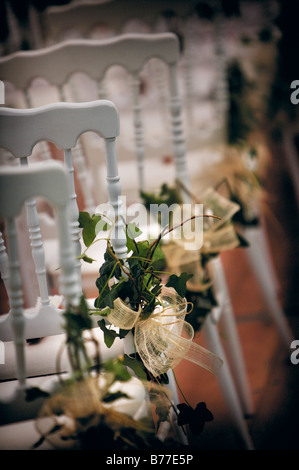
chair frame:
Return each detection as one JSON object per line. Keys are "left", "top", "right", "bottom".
{"left": 0, "top": 100, "right": 124, "bottom": 342}
{"left": 0, "top": 33, "right": 254, "bottom": 449}
{"left": 0, "top": 32, "right": 190, "bottom": 199}
{"left": 0, "top": 159, "right": 79, "bottom": 424}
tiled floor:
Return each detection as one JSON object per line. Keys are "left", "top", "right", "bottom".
{"left": 174, "top": 240, "right": 299, "bottom": 450}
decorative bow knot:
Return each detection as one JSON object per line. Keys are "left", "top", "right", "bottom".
{"left": 194, "top": 147, "right": 263, "bottom": 223}
{"left": 105, "top": 288, "right": 223, "bottom": 378}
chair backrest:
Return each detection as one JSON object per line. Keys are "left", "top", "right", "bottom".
{"left": 0, "top": 43, "right": 97, "bottom": 214}
{"left": 0, "top": 159, "right": 79, "bottom": 311}
{"left": 0, "top": 103, "right": 183, "bottom": 443}
{"left": 0, "top": 160, "right": 79, "bottom": 420}
{"left": 0, "top": 32, "right": 191, "bottom": 205}
{"left": 41, "top": 0, "right": 202, "bottom": 137}
{"left": 0, "top": 100, "right": 126, "bottom": 339}
{"left": 41, "top": 0, "right": 193, "bottom": 44}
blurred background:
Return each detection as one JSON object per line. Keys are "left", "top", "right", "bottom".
{"left": 0, "top": 0, "right": 298, "bottom": 450}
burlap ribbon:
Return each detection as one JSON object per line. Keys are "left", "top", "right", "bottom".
{"left": 161, "top": 187, "right": 241, "bottom": 291}
{"left": 105, "top": 287, "right": 223, "bottom": 378}
{"left": 195, "top": 148, "right": 263, "bottom": 223}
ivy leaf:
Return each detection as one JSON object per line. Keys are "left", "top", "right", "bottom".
{"left": 79, "top": 211, "right": 97, "bottom": 247}
{"left": 119, "top": 329, "right": 130, "bottom": 339}
{"left": 79, "top": 212, "right": 109, "bottom": 248}
{"left": 63, "top": 295, "right": 92, "bottom": 336}
{"left": 236, "top": 230, "right": 250, "bottom": 247}
{"left": 94, "top": 214, "right": 110, "bottom": 233}
{"left": 166, "top": 272, "right": 193, "bottom": 298}
{"left": 99, "top": 247, "right": 122, "bottom": 280}
{"left": 102, "top": 391, "right": 130, "bottom": 403}
{"left": 94, "top": 275, "right": 111, "bottom": 309}
{"left": 126, "top": 235, "right": 136, "bottom": 254}
{"left": 177, "top": 402, "right": 213, "bottom": 435}
{"left": 97, "top": 319, "right": 119, "bottom": 348}
{"left": 126, "top": 222, "right": 146, "bottom": 258}
{"left": 78, "top": 211, "right": 91, "bottom": 228}
{"left": 149, "top": 387, "right": 171, "bottom": 425}
{"left": 95, "top": 271, "right": 120, "bottom": 309}
{"left": 79, "top": 294, "right": 89, "bottom": 316}
{"left": 91, "top": 306, "right": 111, "bottom": 316}
{"left": 128, "top": 222, "right": 143, "bottom": 238}
{"left": 140, "top": 184, "right": 181, "bottom": 210}
{"left": 78, "top": 253, "right": 96, "bottom": 264}
{"left": 132, "top": 239, "right": 150, "bottom": 259}
{"left": 123, "top": 354, "right": 148, "bottom": 381}
{"left": 142, "top": 282, "right": 162, "bottom": 316}
{"left": 102, "top": 358, "right": 132, "bottom": 382}
{"left": 97, "top": 321, "right": 129, "bottom": 349}
{"left": 25, "top": 387, "right": 50, "bottom": 402}
{"left": 150, "top": 240, "right": 166, "bottom": 271}
{"left": 185, "top": 288, "right": 217, "bottom": 332}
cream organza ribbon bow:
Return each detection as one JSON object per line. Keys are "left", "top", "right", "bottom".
{"left": 104, "top": 287, "right": 223, "bottom": 378}
{"left": 162, "top": 187, "right": 241, "bottom": 291}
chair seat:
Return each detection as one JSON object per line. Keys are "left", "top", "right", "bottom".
{"left": 44, "top": 237, "right": 106, "bottom": 274}
{"left": 0, "top": 418, "right": 55, "bottom": 450}
{"left": 0, "top": 325, "right": 124, "bottom": 382}
{"left": 1, "top": 297, "right": 123, "bottom": 383}
{"left": 0, "top": 374, "right": 148, "bottom": 450}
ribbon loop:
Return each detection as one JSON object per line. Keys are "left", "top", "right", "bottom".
{"left": 105, "top": 286, "right": 223, "bottom": 378}
{"left": 106, "top": 297, "right": 141, "bottom": 330}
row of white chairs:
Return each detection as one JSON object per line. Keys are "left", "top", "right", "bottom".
{"left": 0, "top": 97, "right": 252, "bottom": 449}
{"left": 0, "top": 30, "right": 292, "bottom": 348}
{"left": 0, "top": 30, "right": 294, "bottom": 450}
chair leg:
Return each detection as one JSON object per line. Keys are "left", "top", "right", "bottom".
{"left": 219, "top": 301, "right": 254, "bottom": 416}
{"left": 212, "top": 258, "right": 254, "bottom": 416}
{"left": 167, "top": 369, "right": 189, "bottom": 446}
{"left": 243, "top": 224, "right": 293, "bottom": 348}
{"left": 203, "top": 314, "right": 254, "bottom": 450}
{"left": 124, "top": 333, "right": 188, "bottom": 445}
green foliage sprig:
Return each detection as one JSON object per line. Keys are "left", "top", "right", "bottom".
{"left": 78, "top": 211, "right": 203, "bottom": 350}
{"left": 140, "top": 183, "right": 182, "bottom": 211}
{"left": 78, "top": 211, "right": 219, "bottom": 439}
{"left": 226, "top": 59, "right": 257, "bottom": 146}
{"left": 78, "top": 211, "right": 205, "bottom": 320}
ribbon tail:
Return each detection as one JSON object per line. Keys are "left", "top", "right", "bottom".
{"left": 182, "top": 340, "right": 223, "bottom": 376}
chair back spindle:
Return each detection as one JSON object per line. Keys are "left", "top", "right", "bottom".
{"left": 0, "top": 100, "right": 125, "bottom": 341}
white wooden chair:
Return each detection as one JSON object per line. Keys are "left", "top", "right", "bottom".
{"left": 0, "top": 30, "right": 215, "bottom": 204}
{"left": 0, "top": 159, "right": 141, "bottom": 449}
{"left": 0, "top": 32, "right": 200, "bottom": 296}
{"left": 0, "top": 160, "right": 80, "bottom": 419}
{"left": 202, "top": 9, "right": 294, "bottom": 351}
{"left": 36, "top": 30, "right": 253, "bottom": 449}
{"left": 75, "top": 32, "right": 253, "bottom": 448}
{"left": 43, "top": 0, "right": 293, "bottom": 361}
{"left": 0, "top": 32, "right": 253, "bottom": 448}
{"left": 0, "top": 44, "right": 97, "bottom": 214}
{"left": 0, "top": 43, "right": 109, "bottom": 299}
{"left": 41, "top": 0, "right": 193, "bottom": 45}
{"left": 41, "top": 0, "right": 209, "bottom": 148}
{"left": 0, "top": 101, "right": 187, "bottom": 449}
{"left": 0, "top": 100, "right": 127, "bottom": 390}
